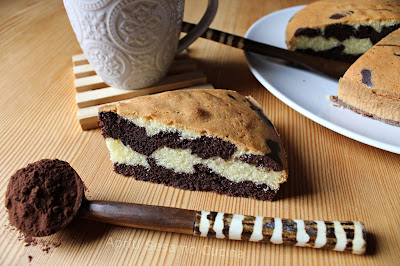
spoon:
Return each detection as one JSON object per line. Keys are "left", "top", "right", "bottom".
{"left": 6, "top": 159, "right": 366, "bottom": 255}
{"left": 79, "top": 199, "right": 367, "bottom": 254}
{"left": 181, "top": 22, "right": 352, "bottom": 79}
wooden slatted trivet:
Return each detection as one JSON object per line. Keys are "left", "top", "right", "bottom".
{"left": 73, "top": 53, "right": 213, "bottom": 130}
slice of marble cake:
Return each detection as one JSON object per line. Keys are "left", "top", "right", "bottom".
{"left": 98, "top": 89, "right": 288, "bottom": 201}
{"left": 285, "top": 0, "right": 400, "bottom": 62}
{"left": 332, "top": 28, "right": 400, "bottom": 126}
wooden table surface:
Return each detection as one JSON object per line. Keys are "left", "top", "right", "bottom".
{"left": 1, "top": 0, "right": 399, "bottom": 265}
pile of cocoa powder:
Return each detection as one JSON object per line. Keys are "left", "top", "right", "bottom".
{"left": 5, "top": 159, "right": 84, "bottom": 238}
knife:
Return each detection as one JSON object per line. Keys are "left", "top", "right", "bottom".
{"left": 181, "top": 22, "right": 351, "bottom": 79}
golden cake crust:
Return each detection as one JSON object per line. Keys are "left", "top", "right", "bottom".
{"left": 99, "top": 89, "right": 285, "bottom": 158}
{"left": 337, "top": 28, "right": 400, "bottom": 123}
{"left": 286, "top": 0, "right": 400, "bottom": 48}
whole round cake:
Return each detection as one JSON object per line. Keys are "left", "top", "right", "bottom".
{"left": 98, "top": 89, "right": 288, "bottom": 201}
{"left": 286, "top": 0, "right": 400, "bottom": 62}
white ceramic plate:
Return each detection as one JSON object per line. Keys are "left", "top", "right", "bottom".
{"left": 245, "top": 5, "right": 400, "bottom": 154}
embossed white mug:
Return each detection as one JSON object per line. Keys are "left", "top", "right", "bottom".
{"left": 64, "top": 0, "right": 218, "bottom": 89}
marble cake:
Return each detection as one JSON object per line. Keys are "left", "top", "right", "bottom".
{"left": 98, "top": 89, "right": 288, "bottom": 201}
{"left": 332, "top": 28, "right": 400, "bottom": 126}
{"left": 286, "top": 0, "right": 400, "bottom": 62}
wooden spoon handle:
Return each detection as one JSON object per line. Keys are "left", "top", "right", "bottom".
{"left": 193, "top": 211, "right": 366, "bottom": 254}
{"left": 181, "top": 21, "right": 351, "bottom": 79}
{"left": 79, "top": 201, "right": 195, "bottom": 235}
{"left": 79, "top": 201, "right": 366, "bottom": 254}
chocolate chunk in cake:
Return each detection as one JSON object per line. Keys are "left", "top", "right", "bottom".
{"left": 332, "top": 28, "right": 400, "bottom": 126}
{"left": 98, "top": 89, "right": 288, "bottom": 201}
{"left": 286, "top": 0, "right": 400, "bottom": 62}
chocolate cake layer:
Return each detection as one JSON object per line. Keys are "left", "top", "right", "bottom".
{"left": 99, "top": 111, "right": 283, "bottom": 171}
{"left": 331, "top": 96, "right": 400, "bottom": 127}
{"left": 99, "top": 111, "right": 236, "bottom": 160}
{"left": 294, "top": 23, "right": 400, "bottom": 63}
{"left": 292, "top": 23, "right": 400, "bottom": 62}
{"left": 295, "top": 46, "right": 361, "bottom": 62}
{"left": 239, "top": 139, "right": 282, "bottom": 170}
{"left": 294, "top": 23, "right": 400, "bottom": 44}
{"left": 114, "top": 157, "right": 278, "bottom": 201}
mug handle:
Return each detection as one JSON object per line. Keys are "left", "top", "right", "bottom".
{"left": 177, "top": 0, "right": 218, "bottom": 54}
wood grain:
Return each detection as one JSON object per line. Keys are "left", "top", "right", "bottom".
{"left": 0, "top": 0, "right": 399, "bottom": 265}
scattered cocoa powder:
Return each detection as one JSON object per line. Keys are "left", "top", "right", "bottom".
{"left": 23, "top": 234, "right": 61, "bottom": 254}
{"left": 5, "top": 159, "right": 84, "bottom": 237}
{"left": 24, "top": 236, "right": 37, "bottom": 246}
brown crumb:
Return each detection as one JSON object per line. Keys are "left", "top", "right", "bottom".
{"left": 28, "top": 255, "right": 33, "bottom": 262}
{"left": 19, "top": 234, "right": 61, "bottom": 253}
{"left": 42, "top": 247, "right": 51, "bottom": 253}
{"left": 24, "top": 236, "right": 38, "bottom": 246}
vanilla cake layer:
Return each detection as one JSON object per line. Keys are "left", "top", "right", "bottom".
{"left": 285, "top": 0, "right": 400, "bottom": 62}
{"left": 98, "top": 89, "right": 288, "bottom": 201}
{"left": 106, "top": 138, "right": 286, "bottom": 190}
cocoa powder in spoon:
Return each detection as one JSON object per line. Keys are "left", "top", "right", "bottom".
{"left": 5, "top": 159, "right": 84, "bottom": 237}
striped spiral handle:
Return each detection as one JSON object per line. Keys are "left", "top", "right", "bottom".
{"left": 182, "top": 21, "right": 247, "bottom": 50}
{"left": 194, "top": 211, "right": 366, "bottom": 254}
{"left": 81, "top": 201, "right": 366, "bottom": 255}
